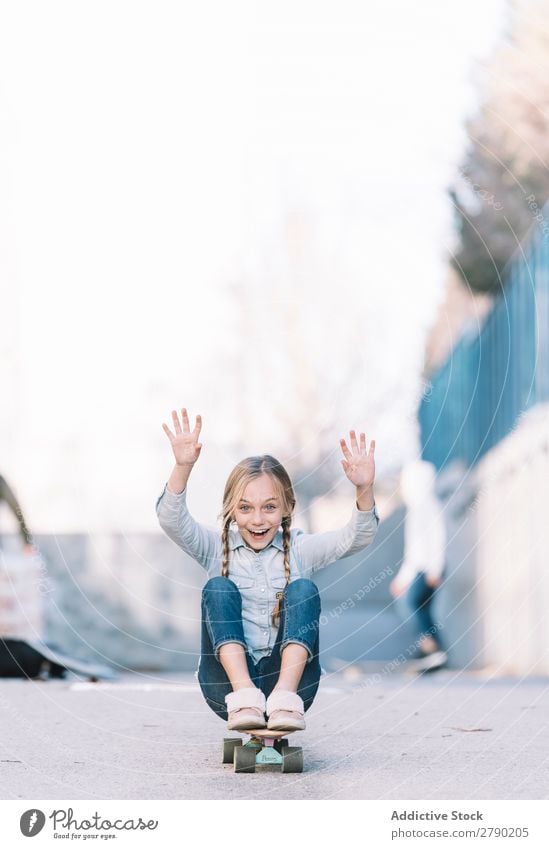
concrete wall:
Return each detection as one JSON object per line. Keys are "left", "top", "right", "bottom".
{"left": 473, "top": 403, "right": 549, "bottom": 675}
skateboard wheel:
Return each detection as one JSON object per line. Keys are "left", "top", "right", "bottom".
{"left": 281, "top": 746, "right": 303, "bottom": 773}
{"left": 234, "top": 745, "right": 256, "bottom": 773}
{"left": 222, "top": 737, "right": 242, "bottom": 764}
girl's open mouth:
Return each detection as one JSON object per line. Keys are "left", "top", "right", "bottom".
{"left": 249, "top": 529, "right": 269, "bottom": 538}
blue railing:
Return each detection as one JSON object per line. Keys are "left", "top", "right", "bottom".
{"left": 419, "top": 209, "right": 549, "bottom": 470}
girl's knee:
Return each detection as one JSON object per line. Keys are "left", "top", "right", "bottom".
{"left": 202, "top": 575, "right": 239, "bottom": 598}
{"left": 285, "top": 578, "right": 321, "bottom": 615}
{"left": 285, "top": 577, "right": 319, "bottom": 600}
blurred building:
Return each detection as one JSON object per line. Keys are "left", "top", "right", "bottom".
{"left": 419, "top": 203, "right": 549, "bottom": 674}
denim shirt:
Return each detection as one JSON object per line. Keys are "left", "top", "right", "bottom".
{"left": 155, "top": 483, "right": 380, "bottom": 665}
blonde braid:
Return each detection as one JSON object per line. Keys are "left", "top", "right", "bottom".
{"left": 221, "top": 517, "right": 231, "bottom": 578}
{"left": 271, "top": 514, "right": 292, "bottom": 625}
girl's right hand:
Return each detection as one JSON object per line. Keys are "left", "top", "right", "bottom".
{"left": 162, "top": 408, "right": 203, "bottom": 467}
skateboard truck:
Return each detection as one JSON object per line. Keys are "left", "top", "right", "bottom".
{"left": 222, "top": 729, "right": 303, "bottom": 773}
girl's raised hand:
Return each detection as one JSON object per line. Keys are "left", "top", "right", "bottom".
{"left": 340, "top": 430, "right": 376, "bottom": 488}
{"left": 162, "top": 408, "right": 203, "bottom": 467}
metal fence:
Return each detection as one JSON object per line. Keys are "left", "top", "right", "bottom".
{"left": 420, "top": 210, "right": 549, "bottom": 470}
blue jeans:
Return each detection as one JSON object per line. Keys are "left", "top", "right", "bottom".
{"left": 406, "top": 571, "right": 444, "bottom": 649}
{"left": 198, "top": 576, "right": 322, "bottom": 721}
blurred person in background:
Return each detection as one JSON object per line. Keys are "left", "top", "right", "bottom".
{"left": 0, "top": 473, "right": 114, "bottom": 680}
{"left": 389, "top": 459, "right": 448, "bottom": 672}
{"left": 0, "top": 473, "right": 46, "bottom": 677}
{"left": 0, "top": 474, "right": 34, "bottom": 553}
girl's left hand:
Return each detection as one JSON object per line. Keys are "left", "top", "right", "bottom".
{"left": 340, "top": 430, "right": 376, "bottom": 488}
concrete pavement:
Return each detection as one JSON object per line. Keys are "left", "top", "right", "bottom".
{"left": 1, "top": 668, "right": 548, "bottom": 800}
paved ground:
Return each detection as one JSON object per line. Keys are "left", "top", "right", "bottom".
{"left": 1, "top": 668, "right": 548, "bottom": 800}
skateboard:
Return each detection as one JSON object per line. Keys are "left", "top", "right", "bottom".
{"left": 223, "top": 728, "right": 304, "bottom": 773}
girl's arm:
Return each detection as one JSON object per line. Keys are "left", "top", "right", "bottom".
{"left": 156, "top": 408, "right": 220, "bottom": 569}
{"left": 156, "top": 481, "right": 221, "bottom": 569}
{"left": 295, "top": 430, "right": 379, "bottom": 573}
{"left": 294, "top": 496, "right": 379, "bottom": 573}
{"left": 166, "top": 460, "right": 194, "bottom": 496}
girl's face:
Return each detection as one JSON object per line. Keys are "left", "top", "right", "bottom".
{"left": 234, "top": 474, "right": 284, "bottom": 551}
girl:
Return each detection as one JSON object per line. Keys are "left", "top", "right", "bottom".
{"left": 156, "top": 408, "right": 379, "bottom": 732}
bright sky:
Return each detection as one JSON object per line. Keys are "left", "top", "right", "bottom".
{"left": 0, "top": 0, "right": 507, "bottom": 532}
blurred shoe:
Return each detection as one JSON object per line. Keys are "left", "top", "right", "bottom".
{"left": 413, "top": 650, "right": 448, "bottom": 672}
{"left": 407, "top": 646, "right": 428, "bottom": 661}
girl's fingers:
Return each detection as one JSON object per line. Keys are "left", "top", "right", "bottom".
{"left": 369, "top": 438, "right": 376, "bottom": 455}
{"left": 172, "top": 410, "right": 182, "bottom": 434}
{"left": 193, "top": 414, "right": 202, "bottom": 439}
{"left": 340, "top": 438, "right": 353, "bottom": 460}
{"left": 360, "top": 432, "right": 367, "bottom": 453}
{"left": 181, "top": 407, "right": 190, "bottom": 433}
{"left": 162, "top": 423, "right": 174, "bottom": 442}
{"left": 350, "top": 430, "right": 360, "bottom": 454}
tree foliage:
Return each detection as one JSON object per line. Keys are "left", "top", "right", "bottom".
{"left": 450, "top": 0, "right": 549, "bottom": 293}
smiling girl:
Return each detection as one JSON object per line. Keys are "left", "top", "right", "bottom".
{"left": 156, "top": 408, "right": 379, "bottom": 732}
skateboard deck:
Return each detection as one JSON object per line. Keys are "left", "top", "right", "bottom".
{"left": 239, "top": 728, "right": 293, "bottom": 739}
